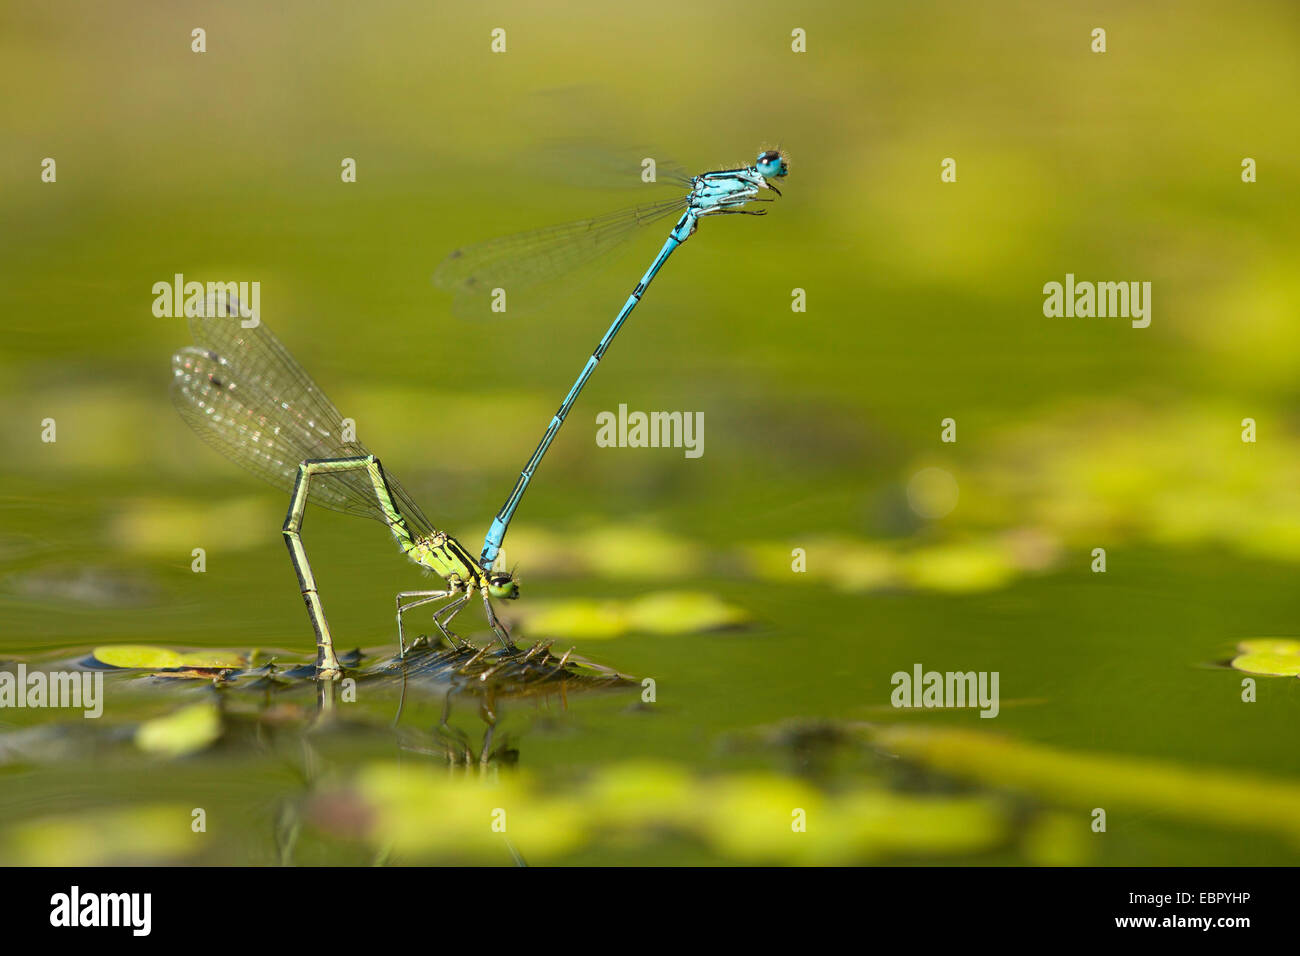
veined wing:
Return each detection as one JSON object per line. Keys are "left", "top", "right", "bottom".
{"left": 170, "top": 294, "right": 436, "bottom": 535}
{"left": 528, "top": 140, "right": 695, "bottom": 191}
{"left": 433, "top": 196, "right": 688, "bottom": 318}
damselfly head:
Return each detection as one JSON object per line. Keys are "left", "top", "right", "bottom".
{"left": 487, "top": 571, "right": 520, "bottom": 600}
{"left": 756, "top": 149, "right": 789, "bottom": 180}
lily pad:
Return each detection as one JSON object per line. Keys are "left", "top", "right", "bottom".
{"left": 624, "top": 591, "right": 749, "bottom": 634}
{"left": 521, "top": 591, "right": 748, "bottom": 639}
{"left": 578, "top": 526, "right": 703, "bottom": 579}
{"left": 742, "top": 535, "right": 899, "bottom": 591}
{"left": 522, "top": 600, "right": 628, "bottom": 639}
{"left": 94, "top": 644, "right": 186, "bottom": 669}
{"left": 93, "top": 645, "right": 244, "bottom": 670}
{"left": 900, "top": 542, "right": 1018, "bottom": 593}
{"left": 1231, "top": 638, "right": 1300, "bottom": 677}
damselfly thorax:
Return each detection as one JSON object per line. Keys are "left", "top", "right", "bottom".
{"left": 405, "top": 531, "right": 490, "bottom": 590}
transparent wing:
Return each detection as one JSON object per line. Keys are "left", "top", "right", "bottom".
{"left": 432, "top": 196, "right": 688, "bottom": 318}
{"left": 170, "top": 294, "right": 436, "bottom": 535}
{"left": 529, "top": 140, "right": 695, "bottom": 191}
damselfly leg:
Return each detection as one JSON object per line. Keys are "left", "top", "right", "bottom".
{"left": 483, "top": 592, "right": 516, "bottom": 651}
{"left": 282, "top": 454, "right": 415, "bottom": 680}
{"left": 396, "top": 590, "right": 470, "bottom": 653}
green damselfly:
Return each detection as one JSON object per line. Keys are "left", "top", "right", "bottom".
{"left": 170, "top": 294, "right": 518, "bottom": 680}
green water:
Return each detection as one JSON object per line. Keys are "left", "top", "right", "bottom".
{"left": 2, "top": 0, "right": 1299, "bottom": 865}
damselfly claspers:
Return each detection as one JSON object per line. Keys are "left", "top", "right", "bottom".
{"left": 435, "top": 148, "right": 790, "bottom": 569}
{"left": 170, "top": 294, "right": 519, "bottom": 680}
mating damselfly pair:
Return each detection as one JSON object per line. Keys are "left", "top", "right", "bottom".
{"left": 171, "top": 148, "right": 790, "bottom": 679}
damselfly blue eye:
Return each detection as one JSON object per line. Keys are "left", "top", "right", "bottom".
{"left": 756, "top": 150, "right": 788, "bottom": 179}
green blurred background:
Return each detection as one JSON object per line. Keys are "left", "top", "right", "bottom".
{"left": 2, "top": 0, "right": 1299, "bottom": 864}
